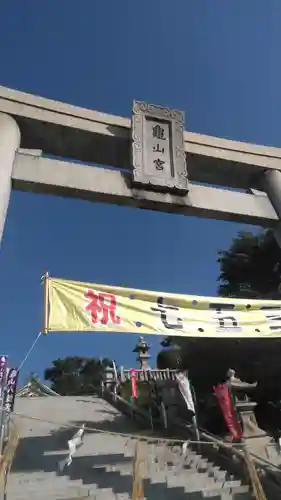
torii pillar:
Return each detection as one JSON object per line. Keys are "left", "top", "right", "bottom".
{"left": 0, "top": 113, "right": 20, "bottom": 247}
{"left": 262, "top": 170, "right": 281, "bottom": 247}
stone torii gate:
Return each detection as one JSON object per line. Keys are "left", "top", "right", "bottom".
{"left": 1, "top": 85, "right": 281, "bottom": 248}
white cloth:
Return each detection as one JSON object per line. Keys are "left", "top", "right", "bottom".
{"left": 182, "top": 441, "right": 189, "bottom": 457}
{"left": 59, "top": 424, "right": 85, "bottom": 470}
{"left": 175, "top": 372, "right": 195, "bottom": 414}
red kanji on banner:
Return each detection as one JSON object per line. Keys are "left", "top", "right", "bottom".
{"left": 85, "top": 290, "right": 121, "bottom": 326}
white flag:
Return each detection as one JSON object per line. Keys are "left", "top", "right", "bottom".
{"left": 175, "top": 372, "right": 195, "bottom": 414}
{"left": 59, "top": 424, "right": 85, "bottom": 470}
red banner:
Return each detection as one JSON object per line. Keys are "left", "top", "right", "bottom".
{"left": 214, "top": 384, "right": 242, "bottom": 439}
{"left": 130, "top": 369, "right": 138, "bottom": 399}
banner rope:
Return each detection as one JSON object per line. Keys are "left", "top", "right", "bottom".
{"left": 2, "top": 410, "right": 274, "bottom": 498}
{"left": 7, "top": 409, "right": 247, "bottom": 447}
{"left": 17, "top": 332, "right": 42, "bottom": 371}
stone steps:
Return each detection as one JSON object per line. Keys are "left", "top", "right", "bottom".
{"left": 7, "top": 395, "right": 252, "bottom": 500}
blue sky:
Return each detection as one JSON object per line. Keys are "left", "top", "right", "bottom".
{"left": 0, "top": 1, "right": 279, "bottom": 384}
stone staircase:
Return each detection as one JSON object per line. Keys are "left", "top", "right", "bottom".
{"left": 7, "top": 395, "right": 251, "bottom": 500}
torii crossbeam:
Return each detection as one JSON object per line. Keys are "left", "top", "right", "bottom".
{"left": 1, "top": 85, "right": 281, "bottom": 247}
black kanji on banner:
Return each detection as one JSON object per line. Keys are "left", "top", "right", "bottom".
{"left": 260, "top": 306, "right": 281, "bottom": 331}
{"left": 4, "top": 368, "right": 19, "bottom": 413}
{"left": 209, "top": 302, "right": 240, "bottom": 330}
{"left": 151, "top": 297, "right": 183, "bottom": 330}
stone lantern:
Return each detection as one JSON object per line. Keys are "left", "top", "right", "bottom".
{"left": 102, "top": 364, "right": 115, "bottom": 392}
{"left": 133, "top": 336, "right": 151, "bottom": 370}
{"left": 226, "top": 368, "right": 263, "bottom": 440}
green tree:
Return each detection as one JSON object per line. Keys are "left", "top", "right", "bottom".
{"left": 158, "top": 230, "right": 281, "bottom": 400}
{"left": 217, "top": 229, "right": 281, "bottom": 298}
{"left": 215, "top": 228, "right": 281, "bottom": 404}
{"left": 44, "top": 356, "right": 113, "bottom": 395}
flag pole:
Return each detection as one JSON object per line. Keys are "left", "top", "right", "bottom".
{"left": 132, "top": 441, "right": 145, "bottom": 500}
{"left": 42, "top": 272, "right": 49, "bottom": 334}
{"left": 191, "top": 383, "right": 200, "bottom": 447}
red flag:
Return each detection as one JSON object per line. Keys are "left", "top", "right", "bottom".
{"left": 130, "top": 369, "right": 138, "bottom": 399}
{"left": 214, "top": 384, "right": 242, "bottom": 439}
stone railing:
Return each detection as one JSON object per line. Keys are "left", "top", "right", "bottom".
{"left": 101, "top": 367, "right": 184, "bottom": 392}
{"left": 118, "top": 368, "right": 181, "bottom": 382}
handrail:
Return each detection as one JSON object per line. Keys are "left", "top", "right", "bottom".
{"left": 175, "top": 418, "right": 281, "bottom": 495}
{"left": 101, "top": 387, "right": 281, "bottom": 495}
{"left": 177, "top": 417, "right": 281, "bottom": 472}
{"left": 100, "top": 387, "right": 149, "bottom": 421}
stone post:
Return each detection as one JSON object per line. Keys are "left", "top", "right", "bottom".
{"left": 103, "top": 365, "right": 115, "bottom": 392}
{"left": 0, "top": 113, "right": 20, "bottom": 248}
{"left": 226, "top": 369, "right": 264, "bottom": 439}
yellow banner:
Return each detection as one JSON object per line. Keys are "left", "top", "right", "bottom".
{"left": 45, "top": 277, "right": 281, "bottom": 338}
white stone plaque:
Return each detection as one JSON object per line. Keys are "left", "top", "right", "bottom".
{"left": 132, "top": 101, "right": 188, "bottom": 193}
